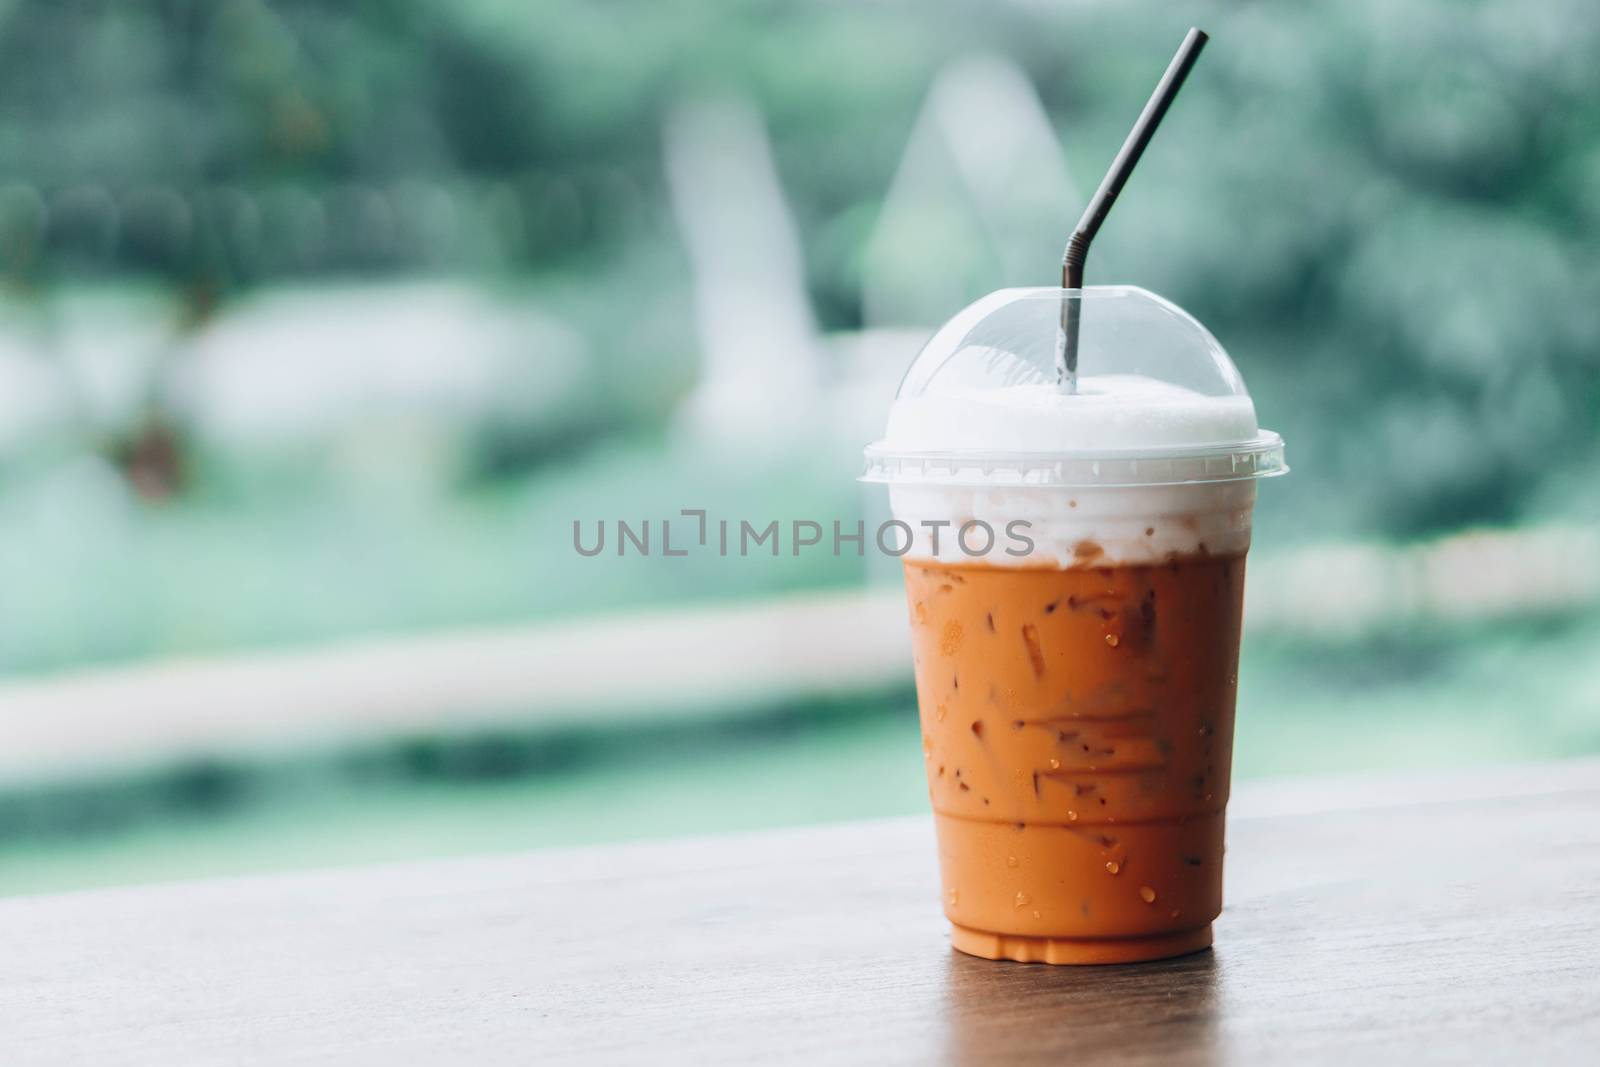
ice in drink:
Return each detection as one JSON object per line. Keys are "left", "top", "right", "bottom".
{"left": 863, "top": 287, "right": 1284, "bottom": 963}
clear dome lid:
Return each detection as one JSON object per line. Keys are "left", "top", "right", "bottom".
{"left": 862, "top": 286, "right": 1286, "bottom": 487}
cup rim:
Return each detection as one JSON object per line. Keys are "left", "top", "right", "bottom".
{"left": 860, "top": 430, "right": 1286, "bottom": 488}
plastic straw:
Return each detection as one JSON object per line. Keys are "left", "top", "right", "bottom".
{"left": 1057, "top": 27, "right": 1209, "bottom": 391}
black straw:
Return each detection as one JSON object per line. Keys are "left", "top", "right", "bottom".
{"left": 1057, "top": 27, "right": 1209, "bottom": 391}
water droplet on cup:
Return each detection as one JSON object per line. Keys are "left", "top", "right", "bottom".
{"left": 1014, "top": 891, "right": 1030, "bottom": 908}
{"left": 1105, "top": 861, "right": 1120, "bottom": 875}
{"left": 1105, "top": 634, "right": 1120, "bottom": 647}
{"left": 1139, "top": 886, "right": 1157, "bottom": 904}
{"left": 1006, "top": 855, "right": 1019, "bottom": 868}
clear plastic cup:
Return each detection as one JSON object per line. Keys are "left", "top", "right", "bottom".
{"left": 863, "top": 286, "right": 1285, "bottom": 964}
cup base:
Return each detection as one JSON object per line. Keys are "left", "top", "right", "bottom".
{"left": 949, "top": 921, "right": 1213, "bottom": 965}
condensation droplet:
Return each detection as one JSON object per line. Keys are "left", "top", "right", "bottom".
{"left": 1105, "top": 861, "right": 1120, "bottom": 875}
{"left": 936, "top": 703, "right": 947, "bottom": 722}
{"left": 1105, "top": 633, "right": 1120, "bottom": 647}
{"left": 1139, "top": 886, "right": 1157, "bottom": 904}
{"left": 1032, "top": 910, "right": 1041, "bottom": 919}
{"left": 1006, "top": 855, "right": 1019, "bottom": 868}
{"left": 1067, "top": 810, "right": 1078, "bottom": 822}
{"left": 947, "top": 888, "right": 959, "bottom": 906}
{"left": 1048, "top": 758, "right": 1060, "bottom": 770}
{"left": 1014, "top": 891, "right": 1030, "bottom": 908}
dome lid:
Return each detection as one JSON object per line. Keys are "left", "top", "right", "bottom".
{"left": 862, "top": 286, "right": 1285, "bottom": 487}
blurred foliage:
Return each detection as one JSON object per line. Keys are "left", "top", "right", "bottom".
{"left": 0, "top": 0, "right": 1597, "bottom": 671}
{"left": 1, "top": 1, "right": 1598, "bottom": 883}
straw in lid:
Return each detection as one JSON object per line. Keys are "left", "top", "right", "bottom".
{"left": 861, "top": 286, "right": 1286, "bottom": 487}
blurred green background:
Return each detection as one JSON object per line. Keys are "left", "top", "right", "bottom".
{"left": 2, "top": 0, "right": 1598, "bottom": 894}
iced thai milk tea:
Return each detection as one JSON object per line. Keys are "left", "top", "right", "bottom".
{"left": 906, "top": 547, "right": 1244, "bottom": 963}
{"left": 862, "top": 286, "right": 1285, "bottom": 963}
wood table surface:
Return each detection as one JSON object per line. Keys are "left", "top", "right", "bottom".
{"left": 4, "top": 760, "right": 1599, "bottom": 1065}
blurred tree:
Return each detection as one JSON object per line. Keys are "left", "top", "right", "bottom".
{"left": 0, "top": 0, "right": 1592, "bottom": 532}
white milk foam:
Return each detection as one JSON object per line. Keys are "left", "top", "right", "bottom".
{"left": 883, "top": 375, "right": 1259, "bottom": 453}
{"left": 883, "top": 376, "right": 1259, "bottom": 567}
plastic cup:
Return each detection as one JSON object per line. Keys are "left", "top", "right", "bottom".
{"left": 863, "top": 287, "right": 1285, "bottom": 964}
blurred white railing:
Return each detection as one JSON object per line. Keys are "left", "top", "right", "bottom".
{"left": 0, "top": 589, "right": 910, "bottom": 785}
{"left": 1, "top": 524, "right": 1596, "bottom": 786}
{"left": 1245, "top": 524, "right": 1600, "bottom": 636}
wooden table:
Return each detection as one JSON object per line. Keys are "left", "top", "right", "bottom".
{"left": 4, "top": 761, "right": 1598, "bottom": 1065}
